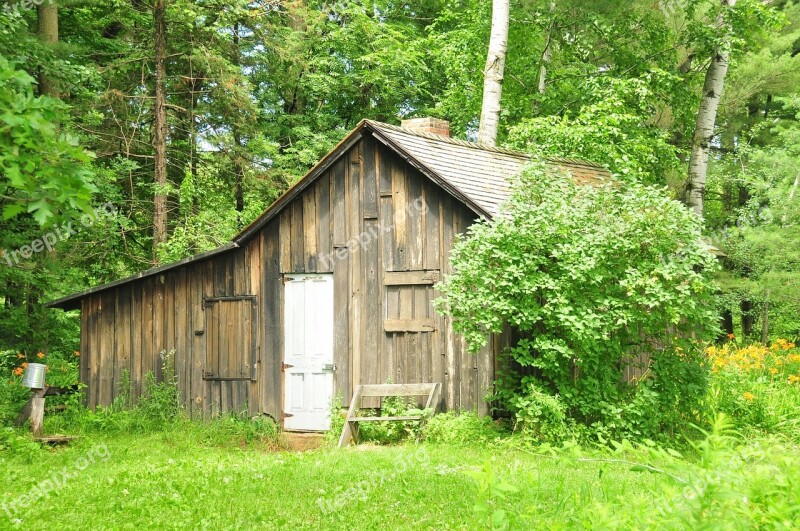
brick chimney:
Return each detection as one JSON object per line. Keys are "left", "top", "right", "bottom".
{"left": 400, "top": 117, "right": 450, "bottom": 138}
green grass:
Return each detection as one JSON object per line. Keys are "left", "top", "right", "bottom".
{"left": 2, "top": 417, "right": 800, "bottom": 529}
{"left": 0, "top": 427, "right": 666, "bottom": 530}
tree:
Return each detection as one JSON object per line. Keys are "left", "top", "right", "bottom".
{"left": 0, "top": 57, "right": 94, "bottom": 225}
{"left": 36, "top": 0, "right": 59, "bottom": 98}
{"left": 152, "top": 0, "right": 168, "bottom": 261}
{"left": 477, "top": 0, "right": 509, "bottom": 146}
{"left": 686, "top": 0, "right": 737, "bottom": 218}
{"left": 436, "top": 161, "right": 719, "bottom": 438}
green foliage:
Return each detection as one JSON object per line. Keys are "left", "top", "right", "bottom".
{"left": 706, "top": 340, "right": 800, "bottom": 439}
{"left": 356, "top": 395, "right": 431, "bottom": 445}
{"left": 507, "top": 75, "right": 682, "bottom": 184}
{"left": 466, "top": 416, "right": 800, "bottom": 528}
{"left": 0, "top": 56, "right": 95, "bottom": 226}
{"left": 503, "top": 378, "right": 570, "bottom": 442}
{"left": 421, "top": 411, "right": 502, "bottom": 445}
{"left": 437, "top": 162, "right": 719, "bottom": 439}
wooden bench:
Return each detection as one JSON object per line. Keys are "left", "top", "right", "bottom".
{"left": 337, "top": 383, "right": 441, "bottom": 447}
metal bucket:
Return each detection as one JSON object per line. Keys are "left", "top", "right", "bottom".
{"left": 21, "top": 363, "right": 46, "bottom": 389}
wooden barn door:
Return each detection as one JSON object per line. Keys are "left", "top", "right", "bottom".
{"left": 283, "top": 274, "right": 334, "bottom": 431}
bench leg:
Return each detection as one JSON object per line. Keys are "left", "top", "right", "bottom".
{"left": 338, "top": 421, "right": 359, "bottom": 448}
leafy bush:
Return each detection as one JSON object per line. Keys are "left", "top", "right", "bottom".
{"left": 422, "top": 411, "right": 503, "bottom": 445}
{"left": 437, "top": 162, "right": 720, "bottom": 440}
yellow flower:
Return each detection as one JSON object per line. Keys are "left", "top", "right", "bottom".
{"left": 17, "top": 353, "right": 24, "bottom": 359}
{"left": 769, "top": 368, "right": 779, "bottom": 375}
{"left": 13, "top": 367, "right": 23, "bottom": 376}
{"left": 37, "top": 352, "right": 45, "bottom": 359}
{"left": 789, "top": 375, "right": 800, "bottom": 384}
{"left": 74, "top": 351, "right": 80, "bottom": 357}
{"left": 21, "top": 362, "right": 28, "bottom": 369}
{"left": 743, "top": 392, "right": 755, "bottom": 401}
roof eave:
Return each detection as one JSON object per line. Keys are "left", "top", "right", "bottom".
{"left": 45, "top": 242, "right": 238, "bottom": 310}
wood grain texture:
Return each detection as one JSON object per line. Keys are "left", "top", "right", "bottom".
{"left": 71, "top": 135, "right": 497, "bottom": 419}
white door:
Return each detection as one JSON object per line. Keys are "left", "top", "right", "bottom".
{"left": 283, "top": 274, "right": 335, "bottom": 431}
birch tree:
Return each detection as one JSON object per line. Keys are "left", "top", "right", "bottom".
{"left": 477, "top": 0, "right": 509, "bottom": 146}
{"left": 686, "top": 0, "right": 737, "bottom": 218}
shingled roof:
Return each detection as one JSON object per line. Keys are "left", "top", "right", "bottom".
{"left": 48, "top": 119, "right": 611, "bottom": 309}
{"left": 366, "top": 120, "right": 610, "bottom": 217}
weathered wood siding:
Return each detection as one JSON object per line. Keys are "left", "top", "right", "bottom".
{"left": 79, "top": 134, "right": 494, "bottom": 420}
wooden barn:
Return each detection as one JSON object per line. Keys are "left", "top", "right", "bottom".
{"left": 48, "top": 118, "right": 610, "bottom": 431}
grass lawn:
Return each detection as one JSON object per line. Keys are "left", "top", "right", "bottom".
{"left": 0, "top": 428, "right": 667, "bottom": 530}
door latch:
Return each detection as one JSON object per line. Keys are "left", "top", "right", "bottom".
{"left": 322, "top": 363, "right": 336, "bottom": 372}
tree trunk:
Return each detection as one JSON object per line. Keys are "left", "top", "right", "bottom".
{"left": 741, "top": 299, "right": 753, "bottom": 338}
{"left": 685, "top": 0, "right": 737, "bottom": 218}
{"left": 36, "top": 0, "right": 59, "bottom": 98}
{"left": 233, "top": 22, "right": 245, "bottom": 216}
{"left": 152, "top": 0, "right": 168, "bottom": 262}
{"left": 761, "top": 299, "right": 769, "bottom": 344}
{"left": 720, "top": 308, "right": 734, "bottom": 341}
{"left": 782, "top": 172, "right": 799, "bottom": 224}
{"left": 477, "top": 0, "right": 509, "bottom": 147}
{"left": 537, "top": 1, "right": 556, "bottom": 96}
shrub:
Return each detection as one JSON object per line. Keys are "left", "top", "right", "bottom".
{"left": 422, "top": 411, "right": 502, "bottom": 445}
{"left": 436, "top": 162, "right": 720, "bottom": 440}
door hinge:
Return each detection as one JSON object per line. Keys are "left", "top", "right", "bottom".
{"left": 281, "top": 412, "right": 294, "bottom": 419}
{"left": 281, "top": 363, "right": 294, "bottom": 372}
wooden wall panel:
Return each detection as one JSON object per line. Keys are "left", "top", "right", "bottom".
{"left": 79, "top": 300, "right": 89, "bottom": 405}
{"left": 290, "top": 200, "right": 305, "bottom": 273}
{"left": 348, "top": 144, "right": 363, "bottom": 400}
{"left": 114, "top": 286, "right": 131, "bottom": 404}
{"left": 317, "top": 176, "right": 332, "bottom": 273}
{"left": 76, "top": 135, "right": 495, "bottom": 419}
{"left": 303, "top": 184, "right": 318, "bottom": 272}
{"left": 85, "top": 297, "right": 99, "bottom": 408}
{"left": 263, "top": 222, "right": 282, "bottom": 419}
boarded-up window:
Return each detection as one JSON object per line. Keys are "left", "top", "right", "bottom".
{"left": 203, "top": 296, "right": 257, "bottom": 380}
{"left": 384, "top": 270, "right": 438, "bottom": 333}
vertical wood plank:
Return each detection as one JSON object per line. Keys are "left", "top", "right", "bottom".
{"left": 363, "top": 219, "right": 379, "bottom": 389}
{"left": 143, "top": 279, "right": 155, "bottom": 396}
{"left": 79, "top": 301, "right": 89, "bottom": 405}
{"left": 132, "top": 282, "right": 143, "bottom": 403}
{"left": 303, "top": 183, "right": 318, "bottom": 272}
{"left": 190, "top": 266, "right": 204, "bottom": 419}
{"left": 98, "top": 293, "right": 114, "bottom": 407}
{"left": 115, "top": 287, "right": 132, "bottom": 405}
{"left": 332, "top": 160, "right": 347, "bottom": 247}
{"left": 153, "top": 277, "right": 164, "bottom": 382}
{"left": 423, "top": 183, "right": 441, "bottom": 271}
{"left": 442, "top": 195, "right": 457, "bottom": 411}
{"left": 279, "top": 211, "right": 291, "bottom": 273}
{"left": 407, "top": 170, "right": 424, "bottom": 271}
{"left": 290, "top": 200, "right": 305, "bottom": 273}
{"left": 86, "top": 297, "right": 99, "bottom": 408}
{"left": 317, "top": 173, "right": 332, "bottom": 272}
{"left": 391, "top": 161, "right": 408, "bottom": 271}
{"left": 362, "top": 136, "right": 378, "bottom": 219}
{"left": 348, "top": 145, "right": 363, "bottom": 398}
{"left": 263, "top": 221, "right": 282, "bottom": 419}
{"left": 202, "top": 260, "right": 214, "bottom": 420}
{"left": 247, "top": 237, "right": 262, "bottom": 414}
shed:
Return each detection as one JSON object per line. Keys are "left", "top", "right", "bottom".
{"left": 48, "top": 118, "right": 610, "bottom": 431}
